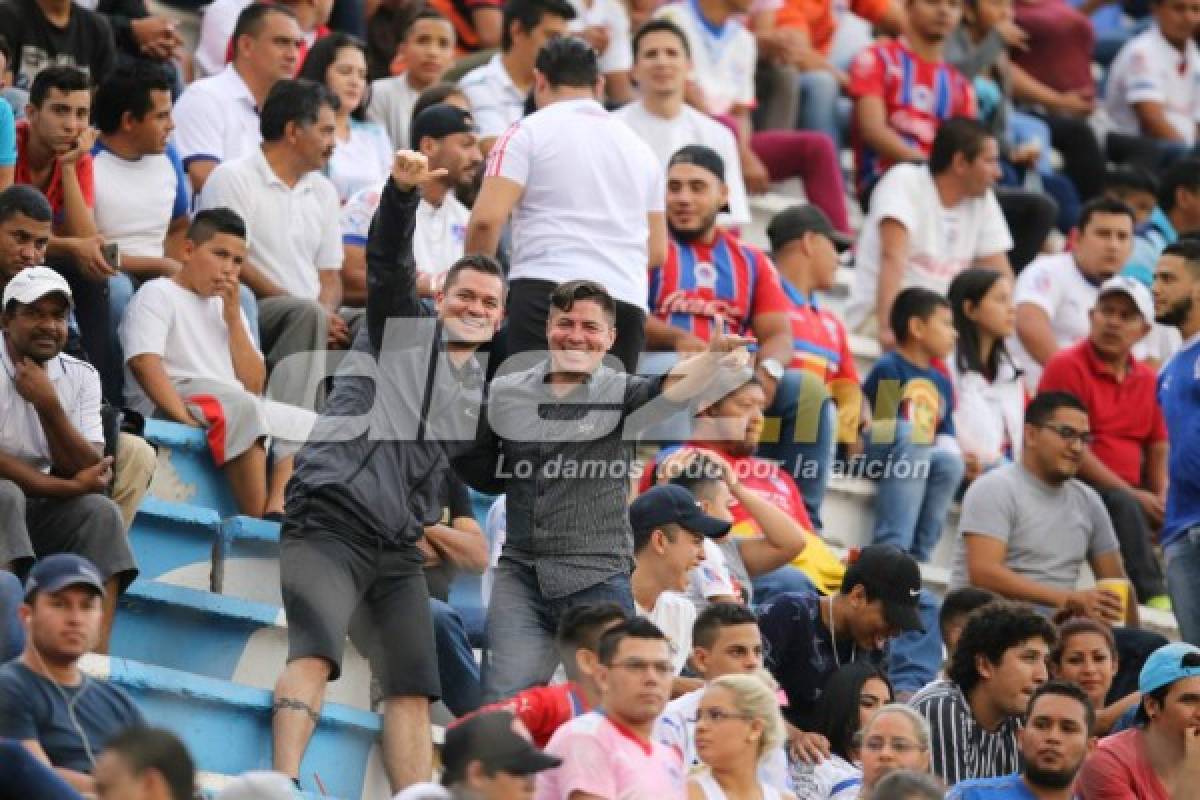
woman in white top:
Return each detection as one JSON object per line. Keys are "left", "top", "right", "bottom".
{"left": 299, "top": 33, "right": 393, "bottom": 203}
{"left": 691, "top": 672, "right": 796, "bottom": 800}
{"left": 947, "top": 267, "right": 1025, "bottom": 485}
{"left": 856, "top": 704, "right": 933, "bottom": 799}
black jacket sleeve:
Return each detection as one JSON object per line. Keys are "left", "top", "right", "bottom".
{"left": 365, "top": 177, "right": 423, "bottom": 353}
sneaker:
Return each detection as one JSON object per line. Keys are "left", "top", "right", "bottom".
{"left": 1146, "top": 595, "right": 1172, "bottom": 612}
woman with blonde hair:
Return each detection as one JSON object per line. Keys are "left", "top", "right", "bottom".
{"left": 691, "top": 671, "right": 796, "bottom": 800}
{"left": 857, "top": 705, "right": 935, "bottom": 799}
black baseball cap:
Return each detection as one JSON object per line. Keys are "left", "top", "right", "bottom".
{"left": 442, "top": 711, "right": 561, "bottom": 783}
{"left": 630, "top": 484, "right": 732, "bottom": 543}
{"left": 841, "top": 544, "right": 924, "bottom": 633}
{"left": 766, "top": 204, "right": 854, "bottom": 253}
{"left": 24, "top": 553, "right": 106, "bottom": 600}
{"left": 668, "top": 144, "right": 726, "bottom": 184}
{"left": 410, "top": 104, "right": 478, "bottom": 149}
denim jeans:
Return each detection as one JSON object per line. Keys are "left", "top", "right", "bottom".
{"left": 430, "top": 598, "right": 482, "bottom": 716}
{"left": 759, "top": 369, "right": 836, "bottom": 530}
{"left": 1166, "top": 532, "right": 1200, "bottom": 646}
{"left": 751, "top": 564, "right": 816, "bottom": 608}
{"left": 863, "top": 420, "right": 965, "bottom": 562}
{"left": 886, "top": 589, "right": 943, "bottom": 695}
{"left": 0, "top": 570, "right": 24, "bottom": 663}
{"left": 794, "top": 69, "right": 842, "bottom": 149}
{"left": 483, "top": 559, "right": 635, "bottom": 701}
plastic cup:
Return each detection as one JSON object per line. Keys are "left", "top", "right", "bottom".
{"left": 1096, "top": 578, "right": 1131, "bottom": 625}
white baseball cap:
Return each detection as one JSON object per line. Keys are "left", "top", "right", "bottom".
{"left": 1097, "top": 275, "right": 1153, "bottom": 321}
{"left": 2, "top": 266, "right": 73, "bottom": 309}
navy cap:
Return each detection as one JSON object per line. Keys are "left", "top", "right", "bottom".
{"left": 25, "top": 553, "right": 106, "bottom": 599}
{"left": 442, "top": 711, "right": 562, "bottom": 782}
{"left": 410, "top": 104, "right": 478, "bottom": 149}
{"left": 842, "top": 545, "right": 924, "bottom": 634}
{"left": 630, "top": 484, "right": 732, "bottom": 542}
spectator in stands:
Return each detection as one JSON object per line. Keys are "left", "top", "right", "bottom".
{"left": 0, "top": 0, "right": 116, "bottom": 90}
{"left": 197, "top": 79, "right": 346, "bottom": 410}
{"left": 654, "top": 0, "right": 850, "bottom": 234}
{"left": 948, "top": 680, "right": 1095, "bottom": 800}
{"left": 272, "top": 151, "right": 505, "bottom": 792}
{"left": 121, "top": 208, "right": 317, "bottom": 519}
{"left": 93, "top": 726, "right": 196, "bottom": 800}
{"left": 1152, "top": 239, "right": 1200, "bottom": 645}
{"left": 1076, "top": 641, "right": 1200, "bottom": 799}
{"left": 0, "top": 81, "right": 13, "bottom": 190}
{"left": 629, "top": 484, "right": 731, "bottom": 678}
{"left": 466, "top": 37, "right": 665, "bottom": 371}
{"left": 689, "top": 672, "right": 789, "bottom": 798}
{"left": 860, "top": 288, "right": 965, "bottom": 562}
{"left": 937, "top": 587, "right": 996, "bottom": 658}
{"left": 0, "top": 554, "right": 144, "bottom": 795}
{"left": 1050, "top": 616, "right": 1139, "bottom": 735}
{"left": 458, "top": 0, "right": 573, "bottom": 151}
{"left": 856, "top": 705, "right": 934, "bottom": 798}
{"left": 946, "top": 268, "right": 1021, "bottom": 483}
{"left": 1012, "top": 198, "right": 1136, "bottom": 391}
{"left": 173, "top": 3, "right": 303, "bottom": 192}
{"left": 763, "top": 204, "right": 861, "bottom": 528}
{"left": 615, "top": 18, "right": 750, "bottom": 227}
{"left": 367, "top": 8, "right": 455, "bottom": 149}
{"left": 1105, "top": 166, "right": 1160, "bottom": 230}
{"left": 1038, "top": 279, "right": 1169, "bottom": 607}
{"left": 566, "top": 0, "right": 633, "bottom": 104}
{"left": 910, "top": 601, "right": 1056, "bottom": 786}
{"left": 430, "top": 0, "right": 503, "bottom": 55}
{"left": 870, "top": 771, "right": 944, "bottom": 800}
{"left": 0, "top": 738, "right": 86, "bottom": 800}
{"left": 0, "top": 268, "right": 135, "bottom": 651}
{"left": 536, "top": 619, "right": 686, "bottom": 800}
{"left": 1104, "top": 0, "right": 1200, "bottom": 168}
{"left": 298, "top": 34, "right": 390, "bottom": 203}
{"left": 0, "top": 570, "right": 23, "bottom": 662}
{"left": 193, "top": 0, "right": 331, "bottom": 83}
{"left": 1122, "top": 159, "right": 1200, "bottom": 297}
{"left": 846, "top": 118, "right": 1012, "bottom": 347}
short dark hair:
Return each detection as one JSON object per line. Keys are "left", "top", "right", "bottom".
{"left": 889, "top": 287, "right": 951, "bottom": 343}
{"left": 102, "top": 727, "right": 196, "bottom": 800}
{"left": 632, "top": 17, "right": 691, "bottom": 60}
{"left": 692, "top": 603, "right": 758, "bottom": 650}
{"left": 442, "top": 254, "right": 505, "bottom": 294}
{"left": 93, "top": 62, "right": 174, "bottom": 135}
{"left": 1027, "top": 679, "right": 1096, "bottom": 734}
{"left": 299, "top": 33, "right": 369, "bottom": 120}
{"left": 502, "top": 0, "right": 575, "bottom": 51}
{"left": 232, "top": 2, "right": 296, "bottom": 54}
{"left": 0, "top": 185, "right": 52, "bottom": 226}
{"left": 1077, "top": 196, "right": 1135, "bottom": 233}
{"left": 403, "top": 6, "right": 453, "bottom": 39}
{"left": 938, "top": 587, "right": 997, "bottom": 640}
{"left": 29, "top": 65, "right": 89, "bottom": 108}
{"left": 868, "top": 770, "right": 944, "bottom": 800}
{"left": 633, "top": 521, "right": 686, "bottom": 553}
{"left": 596, "top": 617, "right": 668, "bottom": 665}
{"left": 1158, "top": 158, "right": 1200, "bottom": 212}
{"left": 549, "top": 279, "right": 616, "bottom": 323}
{"left": 535, "top": 36, "right": 599, "bottom": 89}
{"left": 929, "top": 116, "right": 993, "bottom": 175}
{"left": 260, "top": 79, "right": 339, "bottom": 142}
{"left": 1024, "top": 391, "right": 1087, "bottom": 427}
{"left": 816, "top": 663, "right": 893, "bottom": 761}
{"left": 1104, "top": 165, "right": 1159, "bottom": 199}
{"left": 556, "top": 603, "right": 628, "bottom": 659}
{"left": 1162, "top": 237, "right": 1200, "bottom": 276}
{"left": 947, "top": 601, "right": 1057, "bottom": 694}
{"left": 667, "top": 453, "right": 726, "bottom": 503}
{"left": 412, "top": 83, "right": 467, "bottom": 126}
{"left": 187, "top": 207, "right": 247, "bottom": 245}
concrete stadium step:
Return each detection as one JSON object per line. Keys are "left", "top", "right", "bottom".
{"left": 112, "top": 580, "right": 371, "bottom": 710}
{"left": 128, "top": 497, "right": 222, "bottom": 590}
{"left": 198, "top": 772, "right": 336, "bottom": 800}
{"left": 145, "top": 419, "right": 240, "bottom": 518}
{"left": 79, "top": 653, "right": 392, "bottom": 800}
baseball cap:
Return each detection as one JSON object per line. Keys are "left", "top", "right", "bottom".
{"left": 841, "top": 544, "right": 925, "bottom": 633}
{"left": 442, "top": 711, "right": 562, "bottom": 783}
{"left": 2, "top": 266, "right": 72, "bottom": 309}
{"left": 669, "top": 144, "right": 726, "bottom": 184}
{"left": 767, "top": 204, "right": 854, "bottom": 253}
{"left": 24, "top": 553, "right": 106, "bottom": 600}
{"left": 629, "top": 484, "right": 733, "bottom": 541}
{"left": 1138, "top": 641, "right": 1200, "bottom": 696}
{"left": 1097, "top": 275, "right": 1154, "bottom": 321}
{"left": 410, "top": 104, "right": 478, "bottom": 149}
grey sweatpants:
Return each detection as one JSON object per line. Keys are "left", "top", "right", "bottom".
{"left": 257, "top": 295, "right": 328, "bottom": 411}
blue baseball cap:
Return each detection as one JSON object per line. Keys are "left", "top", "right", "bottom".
{"left": 24, "top": 553, "right": 106, "bottom": 599}
{"left": 1139, "top": 641, "right": 1200, "bottom": 696}
{"left": 630, "top": 484, "right": 731, "bottom": 542}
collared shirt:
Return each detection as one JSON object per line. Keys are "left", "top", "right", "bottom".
{"left": 910, "top": 679, "right": 1022, "bottom": 787}
{"left": 342, "top": 188, "right": 470, "bottom": 278}
{"left": 0, "top": 334, "right": 103, "bottom": 473}
{"left": 1106, "top": 23, "right": 1200, "bottom": 145}
{"left": 368, "top": 74, "right": 422, "bottom": 149}
{"left": 15, "top": 121, "right": 95, "bottom": 225}
{"left": 197, "top": 147, "right": 342, "bottom": 299}
{"left": 171, "top": 64, "right": 262, "bottom": 171}
{"left": 460, "top": 53, "right": 527, "bottom": 139}
{"left": 1010, "top": 251, "right": 1099, "bottom": 391}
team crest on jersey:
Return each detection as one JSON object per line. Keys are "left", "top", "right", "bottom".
{"left": 694, "top": 261, "right": 718, "bottom": 288}
{"left": 911, "top": 85, "right": 934, "bottom": 113}
{"left": 451, "top": 223, "right": 466, "bottom": 243}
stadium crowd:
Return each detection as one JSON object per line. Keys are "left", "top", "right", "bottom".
{"left": 2, "top": 0, "right": 1200, "bottom": 796}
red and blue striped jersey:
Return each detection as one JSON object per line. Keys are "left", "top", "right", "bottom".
{"left": 649, "top": 228, "right": 789, "bottom": 341}
{"left": 848, "top": 38, "right": 977, "bottom": 196}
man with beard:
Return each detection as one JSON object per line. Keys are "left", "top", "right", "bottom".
{"left": 1152, "top": 239, "right": 1200, "bottom": 645}
{"left": 948, "top": 680, "right": 1096, "bottom": 800}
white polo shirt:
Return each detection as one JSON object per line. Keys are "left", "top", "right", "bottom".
{"left": 92, "top": 142, "right": 190, "bottom": 258}
{"left": 654, "top": 0, "right": 757, "bottom": 116}
{"left": 1106, "top": 24, "right": 1200, "bottom": 145}
{"left": 460, "top": 53, "right": 527, "bottom": 139}
{"left": 0, "top": 336, "right": 103, "bottom": 473}
{"left": 197, "top": 148, "right": 342, "bottom": 300}
{"left": 341, "top": 187, "right": 470, "bottom": 277}
{"left": 568, "top": 0, "right": 633, "bottom": 75}
{"left": 367, "top": 74, "right": 422, "bottom": 148}
{"left": 485, "top": 97, "right": 665, "bottom": 309}
{"left": 195, "top": 0, "right": 252, "bottom": 78}
{"left": 1010, "top": 251, "right": 1098, "bottom": 391}
{"left": 172, "top": 64, "right": 262, "bottom": 173}
{"left": 615, "top": 100, "right": 750, "bottom": 225}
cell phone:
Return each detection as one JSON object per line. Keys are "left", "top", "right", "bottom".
{"left": 101, "top": 243, "right": 120, "bottom": 270}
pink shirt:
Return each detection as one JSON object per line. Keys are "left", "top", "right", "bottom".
{"left": 535, "top": 711, "right": 687, "bottom": 800}
{"left": 1076, "top": 729, "right": 1169, "bottom": 800}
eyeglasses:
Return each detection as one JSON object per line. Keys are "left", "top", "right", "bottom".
{"left": 1034, "top": 423, "right": 1093, "bottom": 446}
{"left": 690, "top": 709, "right": 754, "bottom": 724}
{"left": 608, "top": 659, "right": 674, "bottom": 677}
{"left": 858, "top": 736, "right": 926, "bottom": 754}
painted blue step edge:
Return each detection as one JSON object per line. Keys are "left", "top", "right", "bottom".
{"left": 137, "top": 496, "right": 223, "bottom": 528}
{"left": 222, "top": 515, "right": 282, "bottom": 545}
{"left": 123, "top": 580, "right": 282, "bottom": 628}
{"left": 143, "top": 418, "right": 212, "bottom": 451}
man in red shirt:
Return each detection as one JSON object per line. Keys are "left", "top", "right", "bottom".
{"left": 1039, "top": 276, "right": 1170, "bottom": 608}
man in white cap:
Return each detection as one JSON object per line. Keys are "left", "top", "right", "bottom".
{"left": 0, "top": 266, "right": 135, "bottom": 653}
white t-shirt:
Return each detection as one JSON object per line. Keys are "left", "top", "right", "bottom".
{"left": 460, "top": 53, "right": 527, "bottom": 139}
{"left": 486, "top": 97, "right": 665, "bottom": 308}
{"left": 367, "top": 75, "right": 422, "bottom": 148}
{"left": 636, "top": 590, "right": 697, "bottom": 675}
{"left": 687, "top": 537, "right": 738, "bottom": 610}
{"left": 1105, "top": 24, "right": 1200, "bottom": 145}
{"left": 0, "top": 337, "right": 103, "bottom": 473}
{"left": 328, "top": 119, "right": 393, "bottom": 203}
{"left": 194, "top": 0, "right": 251, "bottom": 78}
{"left": 848, "top": 163, "right": 1013, "bottom": 331}
{"left": 568, "top": 0, "right": 633, "bottom": 74}
{"left": 341, "top": 187, "right": 470, "bottom": 278}
{"left": 1009, "top": 251, "right": 1097, "bottom": 391}
{"left": 171, "top": 64, "right": 262, "bottom": 173}
{"left": 92, "top": 142, "right": 190, "bottom": 258}
{"left": 615, "top": 100, "right": 750, "bottom": 225}
{"left": 654, "top": 1, "right": 757, "bottom": 116}
{"left": 198, "top": 148, "right": 343, "bottom": 300}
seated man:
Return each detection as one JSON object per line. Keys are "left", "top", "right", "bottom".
{"left": 0, "top": 267, "right": 135, "bottom": 652}
{"left": 0, "top": 555, "right": 144, "bottom": 796}
{"left": 92, "top": 727, "right": 195, "bottom": 800}
{"left": 0, "top": 0, "right": 115, "bottom": 90}
{"left": 120, "top": 208, "right": 317, "bottom": 519}
{"left": 368, "top": 9, "right": 456, "bottom": 149}
{"left": 937, "top": 587, "right": 996, "bottom": 659}
{"left": 1038, "top": 280, "right": 1170, "bottom": 607}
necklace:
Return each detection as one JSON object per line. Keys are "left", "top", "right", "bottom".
{"left": 827, "top": 595, "right": 857, "bottom": 668}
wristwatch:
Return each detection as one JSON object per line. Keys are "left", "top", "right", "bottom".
{"left": 758, "top": 357, "right": 784, "bottom": 382}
